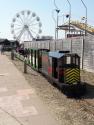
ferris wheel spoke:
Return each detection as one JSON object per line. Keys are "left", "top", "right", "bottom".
{"left": 29, "top": 22, "right": 39, "bottom": 27}
{"left": 20, "top": 12, "right": 26, "bottom": 24}
{"left": 29, "top": 24, "right": 40, "bottom": 28}
{"left": 25, "top": 32, "right": 27, "bottom": 40}
{"left": 13, "top": 29, "right": 22, "bottom": 35}
{"left": 27, "top": 12, "right": 36, "bottom": 24}
{"left": 23, "top": 16, "right": 28, "bottom": 24}
{"left": 13, "top": 23, "right": 22, "bottom": 27}
{"left": 16, "top": 16, "right": 24, "bottom": 24}
{"left": 27, "top": 15, "right": 33, "bottom": 24}
{"left": 25, "top": 13, "right": 30, "bottom": 23}
{"left": 26, "top": 16, "right": 32, "bottom": 25}
{"left": 30, "top": 29, "right": 38, "bottom": 36}
{"left": 15, "top": 19, "right": 23, "bottom": 25}
{"left": 28, "top": 18, "right": 37, "bottom": 25}
{"left": 14, "top": 31, "right": 23, "bottom": 36}
{"left": 29, "top": 26, "right": 39, "bottom": 32}
{"left": 27, "top": 31, "right": 30, "bottom": 41}
{"left": 13, "top": 27, "right": 23, "bottom": 31}
{"left": 17, "top": 28, "right": 25, "bottom": 40}
{"left": 25, "top": 32, "right": 27, "bottom": 41}
{"left": 18, "top": 16, "right": 24, "bottom": 24}
{"left": 27, "top": 29, "right": 33, "bottom": 39}
{"left": 24, "top": 11, "right": 31, "bottom": 25}
{"left": 13, "top": 27, "right": 23, "bottom": 32}
{"left": 13, "top": 28, "right": 23, "bottom": 33}
{"left": 26, "top": 32, "right": 30, "bottom": 41}
{"left": 31, "top": 28, "right": 40, "bottom": 34}
{"left": 25, "top": 31, "right": 27, "bottom": 40}
{"left": 22, "top": 31, "right": 26, "bottom": 41}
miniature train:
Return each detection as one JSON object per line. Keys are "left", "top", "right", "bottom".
{"left": 15, "top": 48, "right": 86, "bottom": 97}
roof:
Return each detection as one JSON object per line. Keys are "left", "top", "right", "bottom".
{"left": 0, "top": 39, "right": 6, "bottom": 43}
{"left": 0, "top": 39, "right": 10, "bottom": 45}
{"left": 58, "top": 24, "right": 75, "bottom": 31}
{"left": 49, "top": 51, "right": 80, "bottom": 59}
{"left": 9, "top": 40, "right": 17, "bottom": 42}
{"left": 49, "top": 51, "right": 65, "bottom": 59}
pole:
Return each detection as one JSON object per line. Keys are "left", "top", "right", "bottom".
{"left": 53, "top": 0, "right": 60, "bottom": 39}
{"left": 81, "top": 0, "right": 87, "bottom": 36}
{"left": 52, "top": 9, "right": 57, "bottom": 40}
{"left": 66, "top": 0, "right": 71, "bottom": 35}
{"left": 56, "top": 9, "right": 60, "bottom": 39}
{"left": 11, "top": 49, "right": 14, "bottom": 60}
{"left": 54, "top": 0, "right": 58, "bottom": 10}
{"left": 24, "top": 57, "right": 27, "bottom": 73}
{"left": 80, "top": 0, "right": 87, "bottom": 70}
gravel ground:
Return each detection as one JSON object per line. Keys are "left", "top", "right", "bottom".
{"left": 6, "top": 53, "right": 94, "bottom": 125}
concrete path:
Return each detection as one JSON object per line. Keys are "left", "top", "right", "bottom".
{"left": 0, "top": 54, "right": 59, "bottom": 125}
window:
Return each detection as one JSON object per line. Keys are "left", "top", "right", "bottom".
{"left": 76, "top": 58, "right": 79, "bottom": 66}
{"left": 66, "top": 56, "right": 71, "bottom": 64}
{"left": 72, "top": 57, "right": 75, "bottom": 64}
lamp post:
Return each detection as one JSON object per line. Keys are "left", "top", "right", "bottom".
{"left": 56, "top": 9, "right": 60, "bottom": 39}
{"left": 66, "top": 0, "right": 71, "bottom": 35}
{"left": 52, "top": 9, "right": 57, "bottom": 40}
{"left": 81, "top": 0, "right": 87, "bottom": 36}
{"left": 54, "top": 0, "right": 60, "bottom": 39}
{"left": 54, "top": 0, "right": 58, "bottom": 10}
{"left": 80, "top": 0, "right": 87, "bottom": 69}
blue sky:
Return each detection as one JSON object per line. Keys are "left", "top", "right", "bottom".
{"left": 0, "top": 0, "right": 94, "bottom": 40}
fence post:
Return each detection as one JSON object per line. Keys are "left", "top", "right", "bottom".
{"left": 54, "top": 40, "right": 56, "bottom": 51}
{"left": 71, "top": 39, "right": 72, "bottom": 53}
{"left": 82, "top": 38, "right": 84, "bottom": 69}
{"left": 62, "top": 40, "right": 63, "bottom": 50}
{"left": 24, "top": 57, "right": 27, "bottom": 73}
{"left": 11, "top": 49, "right": 14, "bottom": 60}
{"left": 49, "top": 41, "right": 50, "bottom": 50}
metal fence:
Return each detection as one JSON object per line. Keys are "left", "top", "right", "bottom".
{"left": 24, "top": 36, "right": 94, "bottom": 73}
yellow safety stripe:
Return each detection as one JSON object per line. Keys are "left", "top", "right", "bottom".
{"left": 65, "top": 68, "right": 80, "bottom": 84}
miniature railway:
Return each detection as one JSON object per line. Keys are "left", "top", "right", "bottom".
{"left": 13, "top": 48, "right": 86, "bottom": 97}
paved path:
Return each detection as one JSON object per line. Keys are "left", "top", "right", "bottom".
{"left": 0, "top": 54, "right": 59, "bottom": 125}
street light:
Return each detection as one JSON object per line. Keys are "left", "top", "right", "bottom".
{"left": 53, "top": 0, "right": 60, "bottom": 39}
{"left": 56, "top": 9, "right": 60, "bottom": 39}
{"left": 52, "top": 9, "right": 57, "bottom": 40}
{"left": 66, "top": 0, "right": 71, "bottom": 35}
{"left": 80, "top": 0, "right": 87, "bottom": 69}
{"left": 54, "top": 0, "right": 58, "bottom": 10}
{"left": 80, "top": 0, "right": 87, "bottom": 36}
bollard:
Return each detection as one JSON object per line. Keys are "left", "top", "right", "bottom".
{"left": 11, "top": 50, "right": 14, "bottom": 60}
{"left": 24, "top": 57, "right": 27, "bottom": 73}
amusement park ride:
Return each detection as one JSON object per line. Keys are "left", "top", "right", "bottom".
{"left": 11, "top": 10, "right": 42, "bottom": 43}
{"left": 58, "top": 21, "right": 94, "bottom": 38}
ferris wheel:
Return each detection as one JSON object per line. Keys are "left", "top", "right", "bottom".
{"left": 11, "top": 10, "right": 42, "bottom": 42}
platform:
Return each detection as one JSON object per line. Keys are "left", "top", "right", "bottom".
{"left": 0, "top": 53, "right": 59, "bottom": 125}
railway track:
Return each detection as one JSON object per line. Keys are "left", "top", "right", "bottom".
{"left": 77, "top": 99, "right": 94, "bottom": 116}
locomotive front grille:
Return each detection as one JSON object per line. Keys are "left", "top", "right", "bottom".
{"left": 65, "top": 68, "right": 80, "bottom": 84}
